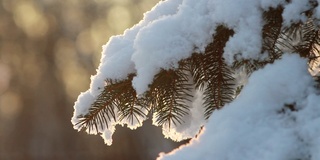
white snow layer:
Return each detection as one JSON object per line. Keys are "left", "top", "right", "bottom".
{"left": 158, "top": 54, "right": 320, "bottom": 160}
{"left": 72, "top": 0, "right": 317, "bottom": 146}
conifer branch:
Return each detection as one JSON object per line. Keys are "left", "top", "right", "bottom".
{"left": 117, "top": 84, "right": 147, "bottom": 126}
{"left": 232, "top": 7, "right": 284, "bottom": 78}
{"left": 76, "top": 74, "right": 142, "bottom": 133}
{"left": 74, "top": 1, "right": 320, "bottom": 136}
{"left": 280, "top": 18, "right": 320, "bottom": 70}
{"left": 147, "top": 67, "right": 193, "bottom": 128}
{"left": 262, "top": 7, "right": 283, "bottom": 61}
{"left": 190, "top": 26, "right": 236, "bottom": 119}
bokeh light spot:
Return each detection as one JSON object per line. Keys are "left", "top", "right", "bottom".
{"left": 13, "top": 1, "right": 49, "bottom": 38}
{"left": 107, "top": 5, "right": 132, "bottom": 34}
{"left": 76, "top": 29, "right": 94, "bottom": 55}
{"left": 54, "top": 38, "right": 91, "bottom": 99}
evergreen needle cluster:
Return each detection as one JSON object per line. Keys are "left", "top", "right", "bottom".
{"left": 74, "top": 5, "right": 320, "bottom": 136}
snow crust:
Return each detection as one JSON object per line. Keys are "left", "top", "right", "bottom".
{"left": 158, "top": 54, "right": 320, "bottom": 160}
{"left": 72, "top": 0, "right": 318, "bottom": 147}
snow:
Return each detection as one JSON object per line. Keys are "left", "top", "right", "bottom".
{"left": 101, "top": 125, "right": 116, "bottom": 145}
{"left": 71, "top": 0, "right": 319, "bottom": 149}
{"left": 71, "top": 91, "right": 94, "bottom": 129}
{"left": 315, "top": 0, "right": 320, "bottom": 20}
{"left": 158, "top": 54, "right": 320, "bottom": 160}
{"left": 282, "top": 0, "right": 310, "bottom": 26}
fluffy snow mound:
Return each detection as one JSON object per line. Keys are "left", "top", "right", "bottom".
{"left": 158, "top": 54, "right": 320, "bottom": 160}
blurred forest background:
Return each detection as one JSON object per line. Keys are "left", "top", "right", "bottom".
{"left": 0, "top": 0, "right": 185, "bottom": 159}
